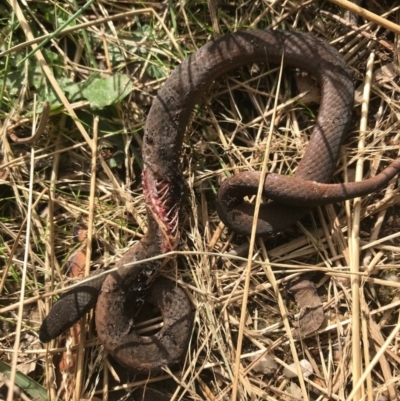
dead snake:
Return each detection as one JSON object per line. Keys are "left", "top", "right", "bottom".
{"left": 39, "top": 30, "right": 400, "bottom": 373}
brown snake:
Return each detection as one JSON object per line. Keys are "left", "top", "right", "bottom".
{"left": 39, "top": 30, "right": 400, "bottom": 373}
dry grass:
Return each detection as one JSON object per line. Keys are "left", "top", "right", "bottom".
{"left": 1, "top": 1, "right": 400, "bottom": 400}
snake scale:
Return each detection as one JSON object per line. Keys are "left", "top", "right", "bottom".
{"left": 39, "top": 30, "right": 400, "bottom": 373}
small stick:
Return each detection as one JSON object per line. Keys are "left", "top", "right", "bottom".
{"left": 327, "top": 0, "right": 400, "bottom": 35}
{"left": 8, "top": 101, "right": 50, "bottom": 144}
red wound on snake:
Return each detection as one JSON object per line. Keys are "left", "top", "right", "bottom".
{"left": 143, "top": 168, "right": 180, "bottom": 252}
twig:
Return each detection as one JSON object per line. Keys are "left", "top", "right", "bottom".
{"left": 327, "top": 0, "right": 400, "bottom": 34}
{"left": 8, "top": 101, "right": 50, "bottom": 144}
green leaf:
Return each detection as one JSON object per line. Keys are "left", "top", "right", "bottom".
{"left": 81, "top": 74, "right": 132, "bottom": 109}
{"left": 0, "top": 360, "right": 61, "bottom": 401}
{"left": 58, "top": 76, "right": 84, "bottom": 103}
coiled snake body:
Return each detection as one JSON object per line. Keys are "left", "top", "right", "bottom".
{"left": 39, "top": 30, "right": 400, "bottom": 373}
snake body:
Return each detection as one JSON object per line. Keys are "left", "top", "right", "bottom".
{"left": 39, "top": 30, "right": 400, "bottom": 373}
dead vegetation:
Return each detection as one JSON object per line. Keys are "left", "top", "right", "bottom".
{"left": 1, "top": 0, "right": 400, "bottom": 400}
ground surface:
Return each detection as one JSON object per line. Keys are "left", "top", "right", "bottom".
{"left": 1, "top": 1, "right": 400, "bottom": 400}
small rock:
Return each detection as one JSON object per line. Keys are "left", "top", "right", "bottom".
{"left": 250, "top": 354, "right": 277, "bottom": 373}
{"left": 283, "top": 359, "right": 314, "bottom": 379}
